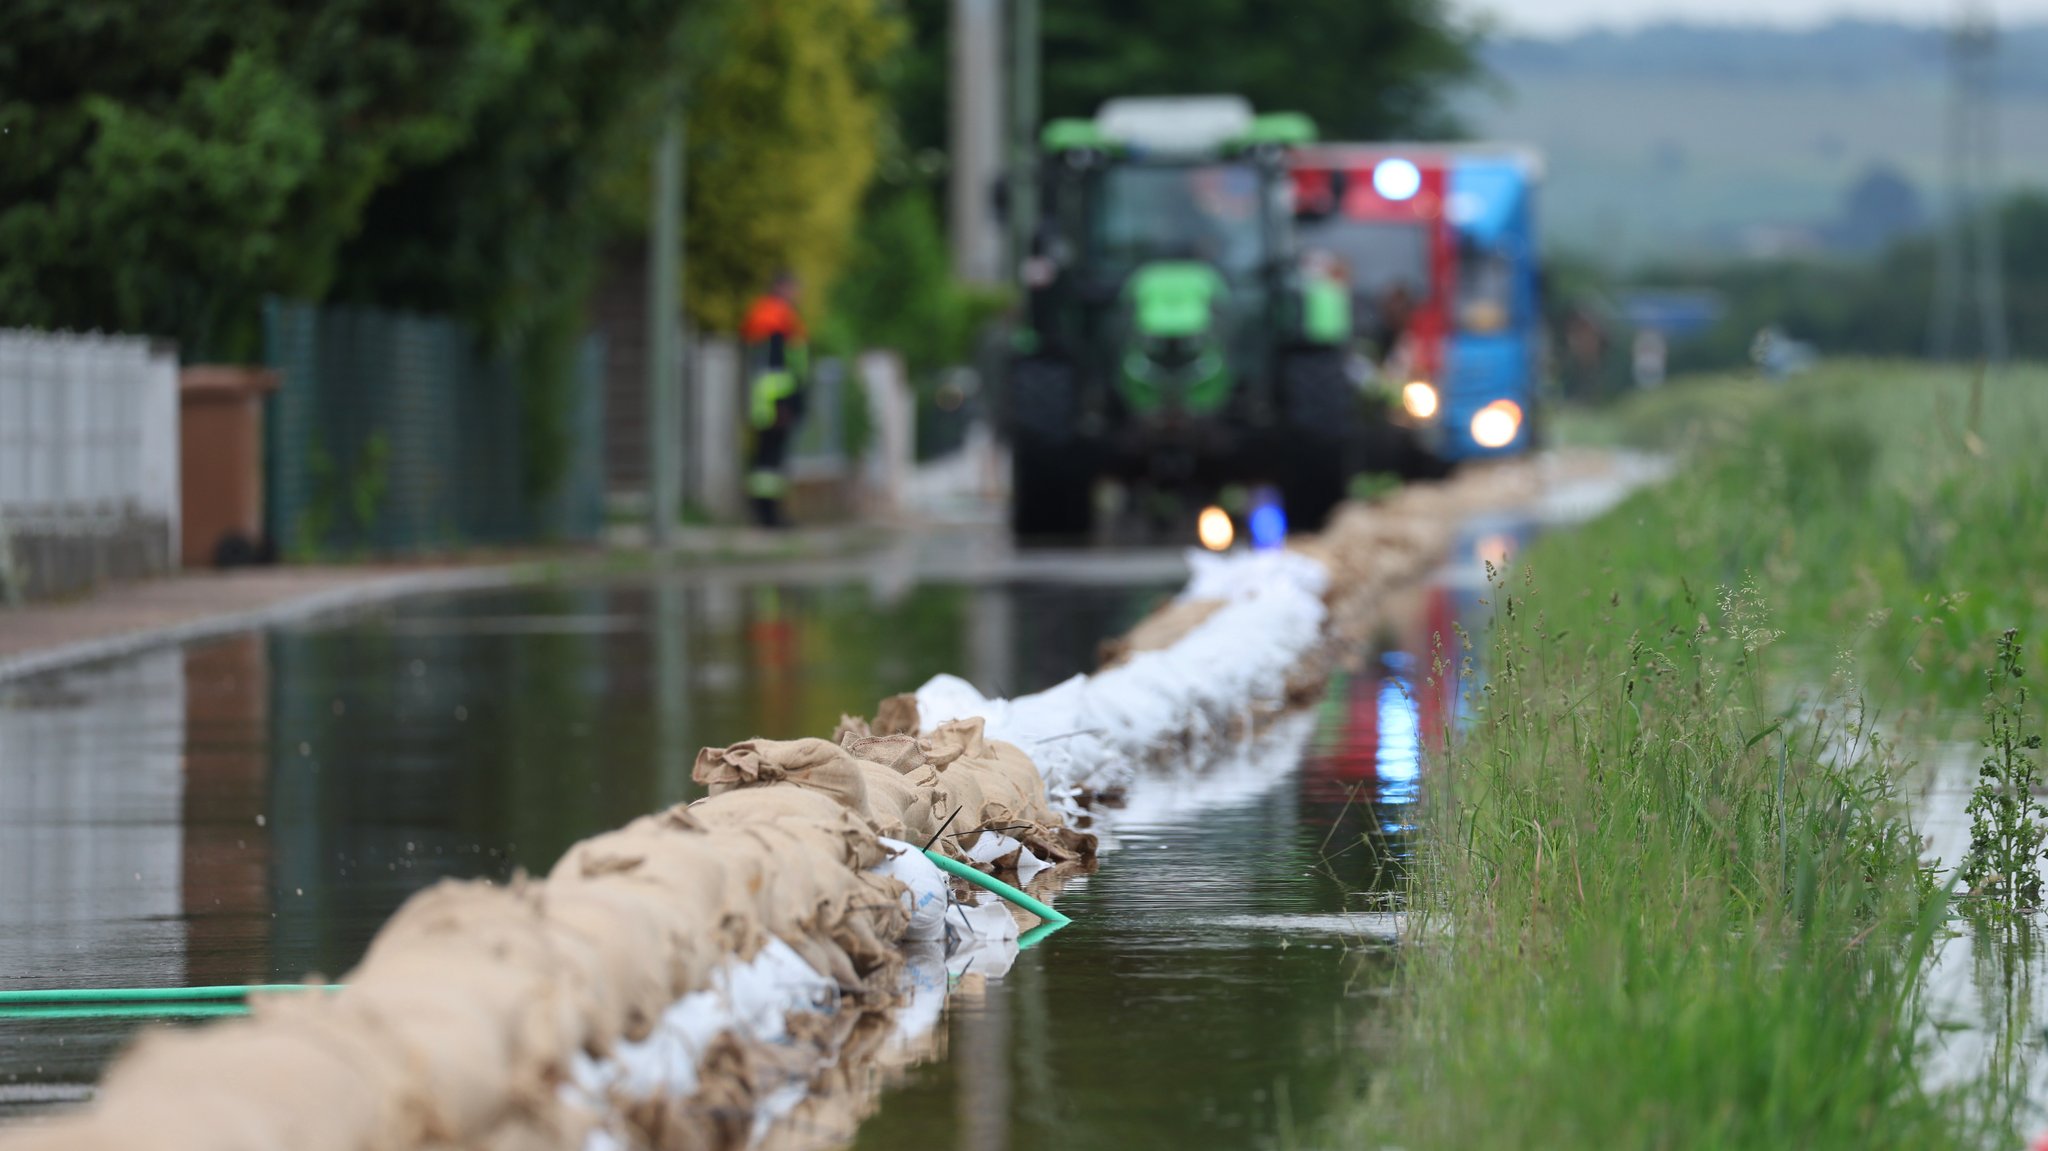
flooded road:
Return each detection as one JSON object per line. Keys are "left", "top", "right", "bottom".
{"left": 0, "top": 526, "right": 1502, "bottom": 1140}
{"left": 849, "top": 657, "right": 1423, "bottom": 1151}
{"left": 0, "top": 559, "right": 1174, "bottom": 1115}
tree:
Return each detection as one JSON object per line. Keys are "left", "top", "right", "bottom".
{"left": 821, "top": 186, "right": 1006, "bottom": 376}
{"left": 1627, "top": 193, "right": 2048, "bottom": 374}
{"left": 682, "top": 0, "right": 904, "bottom": 330}
{"left": 1042, "top": 0, "right": 1475, "bottom": 138}
{"left": 884, "top": 0, "right": 1477, "bottom": 165}
{"left": 320, "top": 0, "right": 724, "bottom": 498}
{"left": 0, "top": 0, "right": 526, "bottom": 357}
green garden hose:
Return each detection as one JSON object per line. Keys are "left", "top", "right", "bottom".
{"left": 922, "top": 848, "right": 1072, "bottom": 926}
{"left": 1017, "top": 921, "right": 1066, "bottom": 950}
{"left": 0, "top": 1002, "right": 253, "bottom": 1021}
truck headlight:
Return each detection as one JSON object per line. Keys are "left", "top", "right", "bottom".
{"left": 1470, "top": 400, "right": 1523, "bottom": 449}
{"left": 1401, "top": 381, "right": 1439, "bottom": 420}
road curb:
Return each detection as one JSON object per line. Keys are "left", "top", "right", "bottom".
{"left": 0, "top": 565, "right": 537, "bottom": 685}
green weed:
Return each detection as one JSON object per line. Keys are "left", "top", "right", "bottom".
{"left": 1961, "top": 629, "right": 2048, "bottom": 915}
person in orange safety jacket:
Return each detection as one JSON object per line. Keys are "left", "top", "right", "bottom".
{"left": 738, "top": 272, "right": 808, "bottom": 528}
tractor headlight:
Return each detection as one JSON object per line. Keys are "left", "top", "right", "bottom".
{"left": 1470, "top": 400, "right": 1523, "bottom": 449}
{"left": 1401, "top": 381, "right": 1439, "bottom": 421}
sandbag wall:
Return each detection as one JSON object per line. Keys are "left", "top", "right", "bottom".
{"left": 0, "top": 456, "right": 1566, "bottom": 1151}
{"left": 912, "top": 459, "right": 1559, "bottom": 816}
{"left": 0, "top": 720, "right": 1088, "bottom": 1151}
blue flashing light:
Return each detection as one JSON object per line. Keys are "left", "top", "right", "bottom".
{"left": 1248, "top": 502, "right": 1287, "bottom": 550}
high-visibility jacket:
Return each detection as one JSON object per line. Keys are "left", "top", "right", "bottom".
{"left": 740, "top": 294, "right": 808, "bottom": 431}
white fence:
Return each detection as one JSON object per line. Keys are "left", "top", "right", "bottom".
{"left": 0, "top": 328, "right": 180, "bottom": 536}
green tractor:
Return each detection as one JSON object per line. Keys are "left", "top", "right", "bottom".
{"left": 1005, "top": 96, "right": 1358, "bottom": 540}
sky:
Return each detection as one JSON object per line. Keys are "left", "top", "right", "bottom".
{"left": 1459, "top": 0, "right": 2048, "bottom": 36}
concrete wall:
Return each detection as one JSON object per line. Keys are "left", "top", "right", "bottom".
{"left": 0, "top": 329, "right": 181, "bottom": 602}
{"left": 4, "top": 517, "right": 174, "bottom": 602}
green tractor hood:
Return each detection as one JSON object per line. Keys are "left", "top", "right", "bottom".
{"left": 1127, "top": 261, "right": 1225, "bottom": 338}
{"left": 1120, "top": 262, "right": 1232, "bottom": 414}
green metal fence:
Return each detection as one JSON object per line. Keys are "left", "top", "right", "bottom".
{"left": 264, "top": 301, "right": 605, "bottom": 557}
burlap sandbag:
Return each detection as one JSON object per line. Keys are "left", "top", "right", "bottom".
{"left": 851, "top": 761, "right": 938, "bottom": 843}
{"left": 688, "top": 790, "right": 884, "bottom": 875}
{"left": 920, "top": 718, "right": 988, "bottom": 769}
{"left": 872, "top": 693, "right": 919, "bottom": 736}
{"left": 335, "top": 949, "right": 566, "bottom": 1139}
{"left": 359, "top": 880, "right": 595, "bottom": 1061}
{"left": 538, "top": 880, "right": 686, "bottom": 1044}
{"left": 467, "top": 1103, "right": 599, "bottom": 1151}
{"left": 692, "top": 738, "right": 868, "bottom": 812}
{"left": 841, "top": 732, "right": 925, "bottom": 773}
{"left": 552, "top": 831, "right": 780, "bottom": 1002}
{"left": 559, "top": 820, "right": 750, "bottom": 919}
{"left": 1, "top": 1084, "right": 297, "bottom": 1151}
{"left": 72, "top": 1019, "right": 401, "bottom": 1151}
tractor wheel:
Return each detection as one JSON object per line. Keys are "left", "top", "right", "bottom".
{"left": 1012, "top": 439, "right": 1093, "bottom": 539}
{"left": 1007, "top": 358, "right": 1094, "bottom": 539}
{"left": 1278, "top": 349, "right": 1355, "bottom": 532}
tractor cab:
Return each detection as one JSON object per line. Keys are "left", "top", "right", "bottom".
{"left": 1008, "top": 97, "right": 1358, "bottom": 539}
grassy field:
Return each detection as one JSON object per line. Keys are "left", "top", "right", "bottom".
{"left": 1340, "top": 362, "right": 2048, "bottom": 1148}
{"left": 1558, "top": 362, "right": 2048, "bottom": 719}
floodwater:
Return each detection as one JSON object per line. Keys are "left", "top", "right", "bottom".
{"left": 848, "top": 659, "right": 1425, "bottom": 1151}
{"left": 0, "top": 532, "right": 1488, "bottom": 1142}
{"left": 1914, "top": 744, "right": 2048, "bottom": 1126}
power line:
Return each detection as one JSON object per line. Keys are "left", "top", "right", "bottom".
{"left": 1929, "top": 1, "right": 2009, "bottom": 363}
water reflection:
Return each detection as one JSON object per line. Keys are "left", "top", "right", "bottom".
{"left": 0, "top": 650, "right": 192, "bottom": 1110}
{"left": 854, "top": 656, "right": 1422, "bottom": 1151}
{"left": 1916, "top": 745, "right": 2048, "bottom": 1124}
{"left": 0, "top": 575, "right": 1171, "bottom": 1115}
{"left": 0, "top": 650, "right": 188, "bottom": 988}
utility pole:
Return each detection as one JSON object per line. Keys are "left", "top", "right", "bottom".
{"left": 950, "top": 0, "right": 1006, "bottom": 284}
{"left": 1929, "top": 3, "right": 2008, "bottom": 364}
{"left": 1007, "top": 0, "right": 1040, "bottom": 282}
{"left": 648, "top": 109, "right": 684, "bottom": 546}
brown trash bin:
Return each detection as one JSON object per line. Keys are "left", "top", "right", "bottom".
{"left": 179, "top": 365, "right": 280, "bottom": 568}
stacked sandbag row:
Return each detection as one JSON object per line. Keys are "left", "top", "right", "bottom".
{"left": 1, "top": 716, "right": 1089, "bottom": 1151}
{"left": 1302, "top": 458, "right": 1554, "bottom": 671}
{"left": 909, "top": 459, "right": 1561, "bottom": 816}
{"left": 699, "top": 719, "right": 1091, "bottom": 873}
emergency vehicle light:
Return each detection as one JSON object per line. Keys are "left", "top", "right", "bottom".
{"left": 1372, "top": 158, "right": 1422, "bottom": 202}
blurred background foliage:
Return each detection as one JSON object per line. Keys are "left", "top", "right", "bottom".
{"left": 0, "top": 0, "right": 1480, "bottom": 360}
{"left": 1645, "top": 194, "right": 2048, "bottom": 373}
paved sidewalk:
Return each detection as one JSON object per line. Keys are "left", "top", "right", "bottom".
{"left": 0, "top": 525, "right": 892, "bottom": 685}
{"left": 0, "top": 565, "right": 531, "bottom": 684}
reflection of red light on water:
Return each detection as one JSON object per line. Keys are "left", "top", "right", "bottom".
{"left": 1299, "top": 666, "right": 1386, "bottom": 811}
{"left": 1326, "top": 668, "right": 1383, "bottom": 784}
{"left": 747, "top": 620, "right": 797, "bottom": 670}
{"left": 1417, "top": 584, "right": 1460, "bottom": 759}
{"left": 1300, "top": 656, "right": 1426, "bottom": 810}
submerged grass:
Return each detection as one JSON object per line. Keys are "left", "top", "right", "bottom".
{"left": 1336, "top": 362, "right": 2048, "bottom": 1148}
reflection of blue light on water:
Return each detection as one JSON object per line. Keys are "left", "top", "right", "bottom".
{"left": 1377, "top": 671, "right": 1421, "bottom": 804}
{"left": 1249, "top": 502, "right": 1287, "bottom": 551}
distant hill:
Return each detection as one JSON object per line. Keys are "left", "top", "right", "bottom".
{"left": 1461, "top": 20, "right": 2048, "bottom": 266}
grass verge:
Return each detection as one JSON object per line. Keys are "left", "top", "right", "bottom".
{"left": 1340, "top": 361, "right": 2048, "bottom": 1147}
